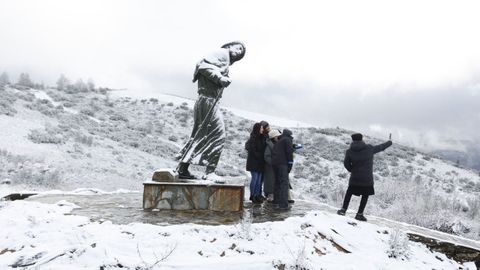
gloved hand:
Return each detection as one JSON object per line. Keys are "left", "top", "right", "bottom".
{"left": 219, "top": 77, "right": 231, "bottom": 87}
{"left": 287, "top": 161, "right": 293, "bottom": 173}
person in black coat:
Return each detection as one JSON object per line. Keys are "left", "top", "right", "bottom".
{"left": 246, "top": 122, "right": 267, "bottom": 203}
{"left": 271, "top": 128, "right": 295, "bottom": 210}
{"left": 337, "top": 133, "right": 392, "bottom": 221}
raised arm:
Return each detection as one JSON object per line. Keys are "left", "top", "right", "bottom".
{"left": 373, "top": 141, "right": 393, "bottom": 154}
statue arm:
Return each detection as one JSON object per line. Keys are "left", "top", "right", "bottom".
{"left": 198, "top": 66, "right": 228, "bottom": 85}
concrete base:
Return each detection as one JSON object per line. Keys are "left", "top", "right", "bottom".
{"left": 143, "top": 181, "right": 244, "bottom": 212}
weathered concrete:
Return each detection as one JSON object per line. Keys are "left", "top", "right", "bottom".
{"left": 143, "top": 181, "right": 244, "bottom": 212}
{"left": 408, "top": 233, "right": 480, "bottom": 267}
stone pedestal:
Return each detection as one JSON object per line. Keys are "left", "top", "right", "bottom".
{"left": 143, "top": 181, "right": 244, "bottom": 211}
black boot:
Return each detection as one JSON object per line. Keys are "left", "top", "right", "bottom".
{"left": 355, "top": 213, "right": 367, "bottom": 222}
{"left": 205, "top": 165, "right": 216, "bottom": 175}
{"left": 178, "top": 162, "right": 196, "bottom": 179}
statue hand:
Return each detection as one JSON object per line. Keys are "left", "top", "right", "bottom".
{"left": 219, "top": 77, "right": 231, "bottom": 87}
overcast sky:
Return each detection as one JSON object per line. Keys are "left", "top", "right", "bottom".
{"left": 1, "top": 0, "right": 479, "bottom": 150}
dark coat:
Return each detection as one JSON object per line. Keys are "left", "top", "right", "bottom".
{"left": 344, "top": 140, "right": 392, "bottom": 187}
{"left": 263, "top": 138, "right": 275, "bottom": 194}
{"left": 246, "top": 134, "right": 266, "bottom": 172}
{"left": 272, "top": 129, "right": 294, "bottom": 166}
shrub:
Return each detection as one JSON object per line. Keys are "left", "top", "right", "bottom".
{"left": 25, "top": 99, "right": 58, "bottom": 117}
{"left": 0, "top": 100, "right": 17, "bottom": 116}
{"left": 80, "top": 108, "right": 95, "bottom": 117}
{"left": 28, "top": 128, "right": 65, "bottom": 144}
{"left": 15, "top": 91, "right": 35, "bottom": 102}
{"left": 0, "top": 90, "right": 18, "bottom": 116}
{"left": 109, "top": 113, "right": 128, "bottom": 122}
{"left": 74, "top": 133, "right": 94, "bottom": 146}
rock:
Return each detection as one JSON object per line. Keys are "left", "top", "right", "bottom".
{"left": 152, "top": 169, "right": 179, "bottom": 182}
{"left": 407, "top": 233, "right": 480, "bottom": 267}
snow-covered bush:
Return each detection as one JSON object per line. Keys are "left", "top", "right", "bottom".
{"left": 109, "top": 113, "right": 128, "bottom": 122}
{"left": 14, "top": 91, "right": 35, "bottom": 102}
{"left": 74, "top": 133, "right": 94, "bottom": 146}
{"left": 174, "top": 109, "right": 190, "bottom": 126}
{"left": 0, "top": 100, "right": 17, "bottom": 116}
{"left": 387, "top": 229, "right": 410, "bottom": 259}
{"left": 11, "top": 166, "right": 62, "bottom": 188}
{"left": 28, "top": 127, "right": 65, "bottom": 144}
{"left": 0, "top": 90, "right": 18, "bottom": 116}
{"left": 25, "top": 99, "right": 59, "bottom": 117}
{"left": 80, "top": 108, "right": 95, "bottom": 117}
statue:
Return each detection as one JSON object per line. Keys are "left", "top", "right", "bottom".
{"left": 176, "top": 41, "right": 246, "bottom": 179}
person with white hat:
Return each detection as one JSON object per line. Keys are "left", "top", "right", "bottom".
{"left": 264, "top": 129, "right": 282, "bottom": 202}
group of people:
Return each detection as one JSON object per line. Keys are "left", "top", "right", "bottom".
{"left": 245, "top": 122, "right": 393, "bottom": 220}
{"left": 245, "top": 121, "right": 300, "bottom": 210}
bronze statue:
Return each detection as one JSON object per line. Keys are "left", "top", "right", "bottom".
{"left": 176, "top": 41, "right": 246, "bottom": 179}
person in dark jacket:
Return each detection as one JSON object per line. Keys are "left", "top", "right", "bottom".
{"left": 246, "top": 123, "right": 267, "bottom": 203}
{"left": 272, "top": 129, "right": 295, "bottom": 210}
{"left": 264, "top": 129, "right": 282, "bottom": 202}
{"left": 337, "top": 133, "right": 392, "bottom": 221}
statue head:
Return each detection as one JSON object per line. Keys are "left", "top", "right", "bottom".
{"left": 221, "top": 41, "right": 246, "bottom": 64}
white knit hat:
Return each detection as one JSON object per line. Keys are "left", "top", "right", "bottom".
{"left": 268, "top": 129, "right": 281, "bottom": 139}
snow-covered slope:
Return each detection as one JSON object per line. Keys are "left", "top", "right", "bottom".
{"left": 0, "top": 85, "right": 479, "bottom": 269}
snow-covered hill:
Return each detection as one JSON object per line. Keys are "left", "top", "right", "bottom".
{"left": 0, "top": 85, "right": 479, "bottom": 269}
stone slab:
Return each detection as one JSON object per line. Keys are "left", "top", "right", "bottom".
{"left": 143, "top": 181, "right": 244, "bottom": 212}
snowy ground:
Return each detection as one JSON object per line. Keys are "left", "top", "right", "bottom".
{"left": 0, "top": 198, "right": 473, "bottom": 270}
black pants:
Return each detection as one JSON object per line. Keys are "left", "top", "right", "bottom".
{"left": 273, "top": 164, "right": 289, "bottom": 208}
{"left": 341, "top": 189, "right": 369, "bottom": 214}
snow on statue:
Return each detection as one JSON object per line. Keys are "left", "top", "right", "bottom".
{"left": 176, "top": 41, "right": 246, "bottom": 179}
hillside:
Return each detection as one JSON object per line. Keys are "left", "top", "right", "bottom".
{"left": 0, "top": 85, "right": 479, "bottom": 243}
